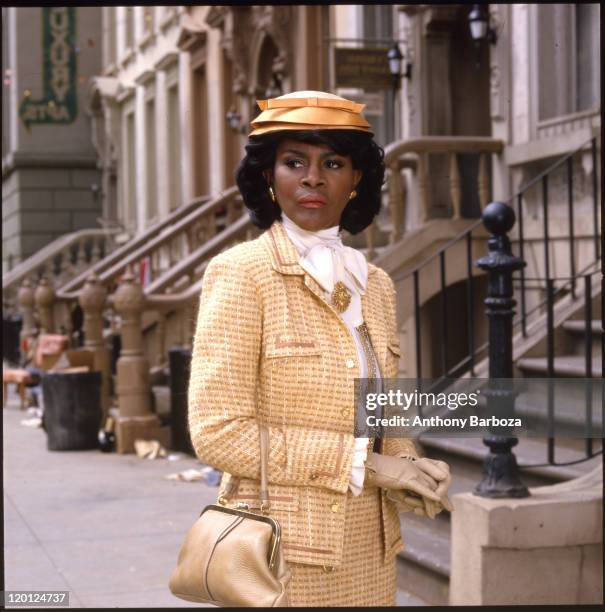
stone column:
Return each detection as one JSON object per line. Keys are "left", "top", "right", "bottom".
{"left": 78, "top": 271, "right": 111, "bottom": 418}
{"left": 18, "top": 279, "right": 36, "bottom": 352}
{"left": 112, "top": 268, "right": 162, "bottom": 453}
{"left": 34, "top": 277, "right": 55, "bottom": 334}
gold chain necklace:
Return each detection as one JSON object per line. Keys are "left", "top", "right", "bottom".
{"left": 355, "top": 322, "right": 377, "bottom": 393}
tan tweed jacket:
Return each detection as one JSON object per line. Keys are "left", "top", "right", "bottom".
{"left": 188, "top": 220, "right": 419, "bottom": 568}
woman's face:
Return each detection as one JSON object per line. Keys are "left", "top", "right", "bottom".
{"left": 264, "top": 138, "right": 362, "bottom": 232}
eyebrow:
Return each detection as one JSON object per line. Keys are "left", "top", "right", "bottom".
{"left": 279, "top": 148, "right": 344, "bottom": 159}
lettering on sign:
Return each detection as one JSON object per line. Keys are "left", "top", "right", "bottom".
{"left": 334, "top": 48, "right": 393, "bottom": 91}
{"left": 19, "top": 7, "right": 78, "bottom": 128}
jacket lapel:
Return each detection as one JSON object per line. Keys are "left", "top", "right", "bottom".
{"left": 264, "top": 221, "right": 327, "bottom": 303}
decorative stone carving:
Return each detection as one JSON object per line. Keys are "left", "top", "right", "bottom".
{"left": 79, "top": 271, "right": 111, "bottom": 415}
{"left": 112, "top": 268, "right": 161, "bottom": 453}
{"left": 35, "top": 277, "right": 55, "bottom": 334}
{"left": 79, "top": 271, "right": 107, "bottom": 349}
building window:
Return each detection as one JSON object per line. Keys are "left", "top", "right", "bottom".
{"left": 145, "top": 97, "right": 157, "bottom": 223}
{"left": 167, "top": 84, "right": 182, "bottom": 210}
{"left": 575, "top": 3, "right": 600, "bottom": 112}
{"left": 107, "top": 8, "right": 117, "bottom": 66}
{"left": 125, "top": 111, "right": 137, "bottom": 228}
{"left": 537, "top": 3, "right": 601, "bottom": 122}
{"left": 361, "top": 5, "right": 395, "bottom": 146}
{"left": 125, "top": 6, "right": 134, "bottom": 50}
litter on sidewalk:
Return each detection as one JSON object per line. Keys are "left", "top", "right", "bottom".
{"left": 134, "top": 439, "right": 168, "bottom": 460}
{"left": 165, "top": 466, "right": 222, "bottom": 485}
{"left": 20, "top": 417, "right": 42, "bottom": 428}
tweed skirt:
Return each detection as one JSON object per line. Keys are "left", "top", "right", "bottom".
{"left": 286, "top": 485, "right": 396, "bottom": 607}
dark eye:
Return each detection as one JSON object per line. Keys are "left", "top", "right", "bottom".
{"left": 284, "top": 159, "right": 303, "bottom": 169}
{"left": 325, "top": 159, "right": 344, "bottom": 169}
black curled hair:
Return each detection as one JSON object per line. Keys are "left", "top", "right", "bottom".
{"left": 235, "top": 130, "right": 385, "bottom": 235}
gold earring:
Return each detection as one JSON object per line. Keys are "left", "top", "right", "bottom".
{"left": 269, "top": 186, "right": 276, "bottom": 203}
{"left": 349, "top": 190, "right": 357, "bottom": 201}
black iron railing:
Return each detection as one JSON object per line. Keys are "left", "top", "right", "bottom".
{"left": 390, "top": 136, "right": 602, "bottom": 479}
{"left": 391, "top": 136, "right": 601, "bottom": 385}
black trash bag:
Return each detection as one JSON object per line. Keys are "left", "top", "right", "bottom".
{"left": 169, "top": 347, "right": 194, "bottom": 455}
{"left": 42, "top": 371, "right": 103, "bottom": 451}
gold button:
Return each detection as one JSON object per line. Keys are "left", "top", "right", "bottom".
{"left": 345, "top": 359, "right": 355, "bottom": 368}
{"left": 322, "top": 565, "right": 335, "bottom": 573}
{"left": 341, "top": 408, "right": 351, "bottom": 418}
{"left": 331, "top": 503, "right": 340, "bottom": 513}
{"left": 218, "top": 496, "right": 227, "bottom": 505}
{"left": 309, "top": 472, "right": 318, "bottom": 481}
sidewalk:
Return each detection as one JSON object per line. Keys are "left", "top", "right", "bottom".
{"left": 3, "top": 386, "right": 217, "bottom": 608}
{"left": 3, "top": 384, "right": 421, "bottom": 608}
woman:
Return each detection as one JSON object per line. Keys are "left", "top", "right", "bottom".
{"left": 188, "top": 91, "right": 452, "bottom": 606}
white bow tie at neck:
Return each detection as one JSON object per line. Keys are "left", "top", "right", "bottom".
{"left": 279, "top": 212, "right": 369, "bottom": 295}
{"left": 299, "top": 242, "right": 368, "bottom": 296}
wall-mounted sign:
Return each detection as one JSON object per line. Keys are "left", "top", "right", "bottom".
{"left": 334, "top": 47, "right": 393, "bottom": 91}
{"left": 19, "top": 7, "right": 78, "bottom": 128}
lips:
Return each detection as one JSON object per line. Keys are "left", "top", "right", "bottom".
{"left": 298, "top": 194, "right": 327, "bottom": 208}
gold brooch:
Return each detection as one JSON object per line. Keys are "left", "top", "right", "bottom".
{"left": 331, "top": 281, "right": 351, "bottom": 313}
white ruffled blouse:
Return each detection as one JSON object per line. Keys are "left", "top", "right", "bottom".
{"left": 280, "top": 212, "right": 382, "bottom": 496}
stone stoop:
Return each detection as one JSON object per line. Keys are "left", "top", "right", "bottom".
{"left": 394, "top": 293, "right": 603, "bottom": 605}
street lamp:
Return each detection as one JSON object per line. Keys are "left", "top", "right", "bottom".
{"left": 264, "top": 72, "right": 283, "bottom": 99}
{"left": 225, "top": 106, "right": 242, "bottom": 132}
{"left": 387, "top": 43, "right": 412, "bottom": 88}
{"left": 468, "top": 5, "right": 497, "bottom": 45}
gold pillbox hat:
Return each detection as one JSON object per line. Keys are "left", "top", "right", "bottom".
{"left": 249, "top": 90, "right": 373, "bottom": 137}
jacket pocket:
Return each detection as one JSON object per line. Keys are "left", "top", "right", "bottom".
{"left": 264, "top": 333, "right": 322, "bottom": 359}
{"left": 228, "top": 480, "right": 300, "bottom": 512}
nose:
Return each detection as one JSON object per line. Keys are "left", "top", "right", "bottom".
{"left": 301, "top": 162, "right": 325, "bottom": 188}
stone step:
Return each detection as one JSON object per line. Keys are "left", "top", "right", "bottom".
{"left": 395, "top": 587, "right": 429, "bottom": 606}
{"left": 562, "top": 319, "right": 603, "bottom": 335}
{"left": 517, "top": 355, "right": 602, "bottom": 378}
{"left": 562, "top": 319, "right": 603, "bottom": 356}
{"left": 397, "top": 513, "right": 450, "bottom": 606}
{"left": 417, "top": 435, "right": 602, "bottom": 483}
{"left": 513, "top": 390, "right": 603, "bottom": 433}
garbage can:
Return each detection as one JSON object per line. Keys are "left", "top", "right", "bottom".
{"left": 169, "top": 347, "right": 194, "bottom": 455}
{"left": 42, "top": 371, "right": 102, "bottom": 451}
{"left": 3, "top": 314, "right": 22, "bottom": 366}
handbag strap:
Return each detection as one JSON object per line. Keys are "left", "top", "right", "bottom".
{"left": 259, "top": 423, "right": 270, "bottom": 513}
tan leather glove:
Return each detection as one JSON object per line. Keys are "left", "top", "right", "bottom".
{"left": 386, "top": 489, "right": 451, "bottom": 518}
{"left": 364, "top": 452, "right": 442, "bottom": 502}
{"left": 385, "top": 456, "right": 453, "bottom": 517}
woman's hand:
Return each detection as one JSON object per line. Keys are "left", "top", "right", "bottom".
{"left": 407, "top": 457, "right": 453, "bottom": 511}
{"left": 364, "top": 452, "right": 442, "bottom": 502}
{"left": 386, "top": 489, "right": 453, "bottom": 518}
{"left": 384, "top": 456, "right": 453, "bottom": 517}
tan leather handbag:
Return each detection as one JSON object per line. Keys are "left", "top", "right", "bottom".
{"left": 169, "top": 425, "right": 291, "bottom": 607}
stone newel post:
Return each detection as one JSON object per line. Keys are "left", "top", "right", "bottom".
{"left": 112, "top": 268, "right": 162, "bottom": 453}
{"left": 78, "top": 272, "right": 111, "bottom": 417}
{"left": 35, "top": 277, "right": 55, "bottom": 334}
